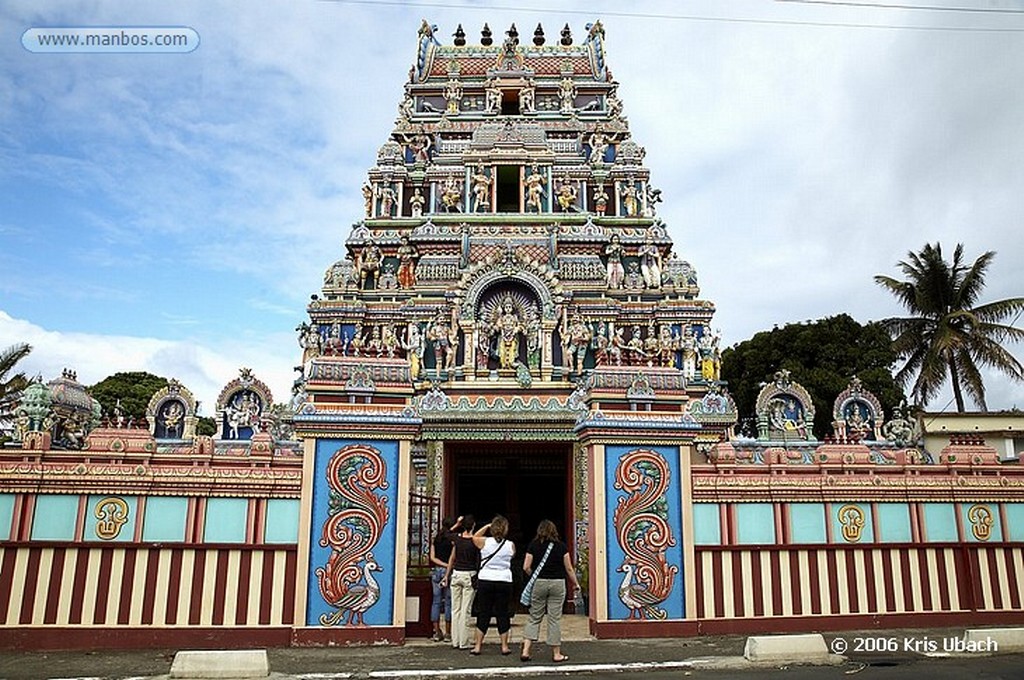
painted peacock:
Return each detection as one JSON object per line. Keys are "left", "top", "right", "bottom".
{"left": 613, "top": 448, "right": 678, "bottom": 620}
{"left": 316, "top": 444, "right": 390, "bottom": 626}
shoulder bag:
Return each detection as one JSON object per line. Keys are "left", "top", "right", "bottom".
{"left": 519, "top": 541, "right": 555, "bottom": 606}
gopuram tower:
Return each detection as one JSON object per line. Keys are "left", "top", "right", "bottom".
{"left": 291, "top": 20, "right": 737, "bottom": 642}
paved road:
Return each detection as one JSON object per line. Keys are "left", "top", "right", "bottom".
{"left": 1, "top": 627, "right": 1022, "bottom": 679}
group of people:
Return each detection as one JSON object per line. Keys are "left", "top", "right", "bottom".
{"left": 429, "top": 515, "right": 579, "bottom": 663}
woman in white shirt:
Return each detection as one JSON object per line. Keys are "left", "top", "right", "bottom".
{"left": 469, "top": 515, "right": 516, "bottom": 655}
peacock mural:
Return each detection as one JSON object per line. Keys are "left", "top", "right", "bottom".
{"left": 610, "top": 447, "right": 680, "bottom": 620}
{"left": 315, "top": 443, "right": 390, "bottom": 626}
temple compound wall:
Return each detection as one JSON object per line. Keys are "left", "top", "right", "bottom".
{"left": 2, "top": 19, "right": 1023, "bottom": 649}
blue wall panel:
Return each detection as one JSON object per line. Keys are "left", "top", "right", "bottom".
{"left": 831, "top": 503, "right": 874, "bottom": 543}
{"left": 1006, "top": 504, "right": 1024, "bottom": 541}
{"left": 960, "top": 503, "right": 1003, "bottom": 542}
{"left": 922, "top": 503, "right": 958, "bottom": 542}
{"left": 204, "top": 498, "right": 248, "bottom": 543}
{"left": 265, "top": 498, "right": 300, "bottom": 543}
{"left": 306, "top": 439, "right": 399, "bottom": 627}
{"left": 142, "top": 496, "right": 188, "bottom": 542}
{"left": 736, "top": 503, "right": 776, "bottom": 544}
{"left": 692, "top": 503, "right": 720, "bottom": 545}
{"left": 85, "top": 495, "right": 138, "bottom": 542}
{"left": 0, "top": 494, "right": 14, "bottom": 540}
{"left": 31, "top": 495, "right": 79, "bottom": 541}
{"left": 876, "top": 503, "right": 912, "bottom": 543}
{"left": 604, "top": 445, "right": 684, "bottom": 620}
{"left": 789, "top": 503, "right": 826, "bottom": 544}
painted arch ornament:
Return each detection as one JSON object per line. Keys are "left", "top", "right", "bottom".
{"left": 612, "top": 448, "right": 678, "bottom": 620}
{"left": 316, "top": 444, "right": 390, "bottom": 626}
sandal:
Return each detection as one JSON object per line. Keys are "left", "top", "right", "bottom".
{"left": 520, "top": 655, "right": 531, "bottom": 662}
{"left": 553, "top": 656, "right": 570, "bottom": 663}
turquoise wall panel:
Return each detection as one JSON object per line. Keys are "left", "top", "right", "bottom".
{"left": 605, "top": 445, "right": 684, "bottom": 620}
{"left": 265, "top": 498, "right": 300, "bottom": 543}
{"left": 922, "top": 503, "right": 958, "bottom": 542}
{"left": 0, "top": 494, "right": 14, "bottom": 540}
{"left": 1006, "top": 504, "right": 1024, "bottom": 541}
{"left": 961, "top": 503, "right": 1003, "bottom": 542}
{"left": 831, "top": 503, "right": 874, "bottom": 543}
{"left": 31, "top": 495, "right": 79, "bottom": 540}
{"left": 85, "top": 495, "right": 138, "bottom": 542}
{"left": 142, "top": 496, "right": 188, "bottom": 542}
{"left": 203, "top": 498, "right": 248, "bottom": 543}
{"left": 876, "top": 503, "right": 912, "bottom": 543}
{"left": 692, "top": 503, "right": 720, "bottom": 545}
{"left": 307, "top": 439, "right": 400, "bottom": 627}
{"left": 789, "top": 503, "right": 826, "bottom": 544}
{"left": 736, "top": 503, "right": 775, "bottom": 544}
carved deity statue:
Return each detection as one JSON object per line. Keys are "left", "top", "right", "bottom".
{"left": 396, "top": 235, "right": 419, "bottom": 288}
{"left": 404, "top": 323, "right": 425, "bottom": 379}
{"left": 524, "top": 166, "right": 546, "bottom": 212}
{"left": 605, "top": 234, "right": 624, "bottom": 289}
{"left": 638, "top": 234, "right": 662, "bottom": 289}
{"left": 559, "top": 77, "right": 576, "bottom": 113}
{"left": 620, "top": 178, "right": 639, "bottom": 217}
{"left": 556, "top": 175, "right": 578, "bottom": 212}
{"left": 441, "top": 175, "right": 462, "bottom": 212}
{"left": 471, "top": 166, "right": 491, "bottom": 212}
{"left": 562, "top": 308, "right": 592, "bottom": 374}
{"left": 493, "top": 298, "right": 524, "bottom": 369}
{"left": 358, "top": 239, "right": 383, "bottom": 289}
{"left": 378, "top": 183, "right": 396, "bottom": 218}
{"left": 519, "top": 79, "right": 536, "bottom": 114}
{"left": 410, "top": 187, "right": 426, "bottom": 217}
{"left": 593, "top": 183, "right": 609, "bottom": 215}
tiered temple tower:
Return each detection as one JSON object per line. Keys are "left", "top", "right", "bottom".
{"left": 290, "top": 19, "right": 737, "bottom": 642}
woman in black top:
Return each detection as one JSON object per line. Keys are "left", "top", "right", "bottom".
{"left": 428, "top": 516, "right": 457, "bottom": 641}
{"left": 519, "top": 519, "right": 580, "bottom": 663}
{"left": 442, "top": 514, "right": 479, "bottom": 650}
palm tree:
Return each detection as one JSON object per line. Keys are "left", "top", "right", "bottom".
{"left": 0, "top": 342, "right": 32, "bottom": 427}
{"left": 874, "top": 243, "right": 1024, "bottom": 411}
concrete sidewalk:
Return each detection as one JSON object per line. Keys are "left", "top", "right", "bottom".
{"left": 1, "top": 620, "right": 1022, "bottom": 680}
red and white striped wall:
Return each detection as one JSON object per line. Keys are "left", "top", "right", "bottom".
{"left": 0, "top": 544, "right": 296, "bottom": 628}
{"left": 695, "top": 544, "right": 1024, "bottom": 622}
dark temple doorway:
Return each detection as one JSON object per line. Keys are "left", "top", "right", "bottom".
{"left": 447, "top": 441, "right": 570, "bottom": 558}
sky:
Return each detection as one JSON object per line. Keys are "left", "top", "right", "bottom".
{"left": 1, "top": 0, "right": 1022, "bottom": 416}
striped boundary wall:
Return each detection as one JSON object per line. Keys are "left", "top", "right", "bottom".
{"left": 0, "top": 544, "right": 296, "bottom": 628}
{"left": 694, "top": 543, "right": 1024, "bottom": 623}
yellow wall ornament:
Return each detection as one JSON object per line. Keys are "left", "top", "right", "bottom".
{"left": 837, "top": 504, "right": 866, "bottom": 543}
{"left": 968, "top": 504, "right": 994, "bottom": 541}
{"left": 94, "top": 497, "right": 130, "bottom": 540}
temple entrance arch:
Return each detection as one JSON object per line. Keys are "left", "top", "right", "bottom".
{"left": 445, "top": 440, "right": 572, "bottom": 600}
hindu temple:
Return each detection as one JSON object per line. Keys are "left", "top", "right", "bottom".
{"left": 2, "top": 20, "right": 1022, "bottom": 649}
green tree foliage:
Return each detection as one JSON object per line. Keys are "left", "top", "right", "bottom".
{"left": 720, "top": 315, "right": 904, "bottom": 438}
{"left": 0, "top": 343, "right": 32, "bottom": 431}
{"left": 89, "top": 371, "right": 169, "bottom": 421}
{"left": 196, "top": 416, "right": 216, "bottom": 437}
{"left": 875, "top": 243, "right": 1024, "bottom": 412}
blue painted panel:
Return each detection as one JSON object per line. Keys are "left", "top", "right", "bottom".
{"left": 876, "top": 504, "right": 912, "bottom": 543}
{"left": 1006, "top": 504, "right": 1024, "bottom": 542}
{"left": 736, "top": 503, "right": 776, "bottom": 544}
{"left": 831, "top": 503, "right": 874, "bottom": 543}
{"left": 605, "top": 445, "right": 684, "bottom": 621}
{"left": 692, "top": 504, "right": 720, "bottom": 545}
{"left": 922, "top": 503, "right": 958, "bottom": 542}
{"left": 306, "top": 439, "right": 399, "bottom": 627}
{"left": 0, "top": 494, "right": 14, "bottom": 540}
{"left": 142, "top": 496, "right": 188, "bottom": 542}
{"left": 85, "top": 495, "right": 138, "bottom": 542}
{"left": 204, "top": 498, "right": 248, "bottom": 543}
{"left": 961, "top": 503, "right": 1003, "bottom": 543}
{"left": 789, "top": 503, "right": 826, "bottom": 544}
{"left": 31, "top": 495, "right": 79, "bottom": 541}
{"left": 265, "top": 499, "right": 300, "bottom": 543}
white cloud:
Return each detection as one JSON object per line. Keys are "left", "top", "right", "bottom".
{"left": 0, "top": 310, "right": 296, "bottom": 417}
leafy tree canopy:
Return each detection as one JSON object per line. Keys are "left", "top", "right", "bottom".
{"left": 89, "top": 371, "right": 169, "bottom": 421}
{"left": 720, "top": 314, "right": 905, "bottom": 438}
{"left": 196, "top": 416, "right": 216, "bottom": 437}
